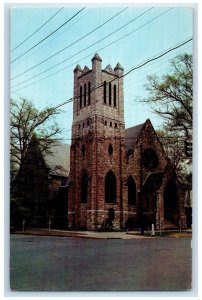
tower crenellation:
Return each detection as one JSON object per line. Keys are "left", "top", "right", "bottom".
{"left": 72, "top": 53, "right": 125, "bottom": 140}
{"left": 68, "top": 53, "right": 187, "bottom": 231}
{"left": 69, "top": 53, "right": 126, "bottom": 230}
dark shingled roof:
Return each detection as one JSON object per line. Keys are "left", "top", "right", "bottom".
{"left": 125, "top": 122, "right": 145, "bottom": 152}
{"left": 49, "top": 165, "right": 69, "bottom": 177}
{"left": 44, "top": 143, "right": 70, "bottom": 176}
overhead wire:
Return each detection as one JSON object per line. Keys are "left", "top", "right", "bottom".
{"left": 122, "top": 38, "right": 193, "bottom": 79}
{"left": 11, "top": 7, "right": 64, "bottom": 52}
{"left": 11, "top": 9, "right": 90, "bottom": 69}
{"left": 124, "top": 45, "right": 192, "bottom": 90}
{"left": 46, "top": 37, "right": 193, "bottom": 111}
{"left": 11, "top": 35, "right": 192, "bottom": 95}
{"left": 11, "top": 7, "right": 86, "bottom": 64}
{"left": 11, "top": 7, "right": 171, "bottom": 89}
{"left": 11, "top": 36, "right": 193, "bottom": 144}
{"left": 11, "top": 7, "right": 129, "bottom": 80}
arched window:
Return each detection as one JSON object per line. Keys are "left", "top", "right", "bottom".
{"left": 108, "top": 144, "right": 113, "bottom": 156}
{"left": 81, "top": 144, "right": 85, "bottom": 157}
{"left": 164, "top": 180, "right": 179, "bottom": 224}
{"left": 81, "top": 171, "right": 88, "bottom": 203}
{"left": 109, "top": 82, "right": 112, "bottom": 105}
{"left": 84, "top": 83, "right": 87, "bottom": 106}
{"left": 88, "top": 81, "right": 91, "bottom": 105}
{"left": 127, "top": 176, "right": 136, "bottom": 205}
{"left": 105, "top": 171, "right": 116, "bottom": 203}
{"left": 104, "top": 81, "right": 107, "bottom": 104}
{"left": 80, "top": 86, "right": 82, "bottom": 109}
{"left": 108, "top": 208, "right": 115, "bottom": 221}
{"left": 113, "top": 84, "right": 117, "bottom": 107}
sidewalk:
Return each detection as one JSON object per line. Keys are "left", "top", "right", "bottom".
{"left": 13, "top": 228, "right": 192, "bottom": 239}
{"left": 14, "top": 228, "right": 151, "bottom": 239}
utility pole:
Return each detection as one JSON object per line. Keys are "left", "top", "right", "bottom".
{"left": 184, "top": 140, "right": 192, "bottom": 158}
{"left": 140, "top": 143, "right": 144, "bottom": 235}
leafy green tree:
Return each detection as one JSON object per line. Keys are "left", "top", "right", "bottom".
{"left": 143, "top": 53, "right": 192, "bottom": 140}
{"left": 10, "top": 98, "right": 62, "bottom": 173}
{"left": 156, "top": 129, "right": 191, "bottom": 183}
{"left": 10, "top": 98, "right": 63, "bottom": 228}
{"left": 19, "top": 134, "right": 50, "bottom": 226}
{"left": 142, "top": 53, "right": 192, "bottom": 181}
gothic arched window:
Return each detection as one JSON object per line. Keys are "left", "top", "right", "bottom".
{"left": 81, "top": 171, "right": 88, "bottom": 203}
{"left": 104, "top": 81, "right": 107, "bottom": 104}
{"left": 108, "top": 144, "right": 113, "bottom": 156}
{"left": 81, "top": 144, "right": 86, "bottom": 157}
{"left": 84, "top": 83, "right": 87, "bottom": 106}
{"left": 113, "top": 84, "right": 117, "bottom": 107}
{"left": 105, "top": 171, "right": 116, "bottom": 203}
{"left": 88, "top": 81, "right": 91, "bottom": 105}
{"left": 127, "top": 176, "right": 136, "bottom": 206}
{"left": 80, "top": 86, "right": 82, "bottom": 109}
{"left": 109, "top": 82, "right": 112, "bottom": 105}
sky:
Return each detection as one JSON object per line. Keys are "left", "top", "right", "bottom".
{"left": 10, "top": 4, "right": 193, "bottom": 142}
{"left": 1, "top": 1, "right": 200, "bottom": 298}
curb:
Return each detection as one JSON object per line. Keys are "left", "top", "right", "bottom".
{"left": 12, "top": 230, "right": 192, "bottom": 240}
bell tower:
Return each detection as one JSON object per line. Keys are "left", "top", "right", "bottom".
{"left": 68, "top": 53, "right": 126, "bottom": 230}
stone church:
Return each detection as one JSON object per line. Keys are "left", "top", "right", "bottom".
{"left": 67, "top": 53, "right": 186, "bottom": 231}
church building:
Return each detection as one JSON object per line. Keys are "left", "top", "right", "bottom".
{"left": 67, "top": 53, "right": 186, "bottom": 231}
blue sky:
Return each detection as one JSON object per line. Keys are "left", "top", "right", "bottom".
{"left": 10, "top": 5, "right": 193, "bottom": 141}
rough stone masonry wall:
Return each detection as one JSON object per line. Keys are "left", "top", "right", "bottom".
{"left": 69, "top": 55, "right": 186, "bottom": 231}
{"left": 123, "top": 120, "right": 169, "bottom": 229}
{"left": 69, "top": 56, "right": 126, "bottom": 230}
{"left": 95, "top": 129, "right": 125, "bottom": 230}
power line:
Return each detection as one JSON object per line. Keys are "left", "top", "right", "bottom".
{"left": 11, "top": 7, "right": 174, "bottom": 91}
{"left": 11, "top": 7, "right": 129, "bottom": 80}
{"left": 11, "top": 37, "right": 192, "bottom": 138}
{"left": 122, "top": 38, "right": 193, "bottom": 79}
{"left": 11, "top": 7, "right": 86, "bottom": 64}
{"left": 12, "top": 6, "right": 170, "bottom": 90}
{"left": 50, "top": 37, "right": 193, "bottom": 111}
{"left": 11, "top": 7, "right": 64, "bottom": 52}
{"left": 11, "top": 9, "right": 90, "bottom": 69}
{"left": 124, "top": 45, "right": 192, "bottom": 88}
{"left": 12, "top": 35, "right": 192, "bottom": 95}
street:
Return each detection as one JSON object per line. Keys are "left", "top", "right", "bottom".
{"left": 10, "top": 234, "right": 192, "bottom": 291}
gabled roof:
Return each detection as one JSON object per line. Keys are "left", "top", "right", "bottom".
{"left": 49, "top": 165, "right": 69, "bottom": 177}
{"left": 125, "top": 122, "right": 145, "bottom": 152}
{"left": 44, "top": 143, "right": 70, "bottom": 176}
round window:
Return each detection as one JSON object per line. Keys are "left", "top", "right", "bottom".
{"left": 142, "top": 148, "right": 159, "bottom": 170}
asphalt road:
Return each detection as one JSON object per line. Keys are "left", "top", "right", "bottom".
{"left": 10, "top": 234, "right": 192, "bottom": 291}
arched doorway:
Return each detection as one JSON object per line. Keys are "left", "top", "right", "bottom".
{"left": 127, "top": 176, "right": 136, "bottom": 206}
{"left": 105, "top": 171, "right": 116, "bottom": 203}
{"left": 164, "top": 180, "right": 179, "bottom": 225}
{"left": 81, "top": 171, "right": 88, "bottom": 203}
